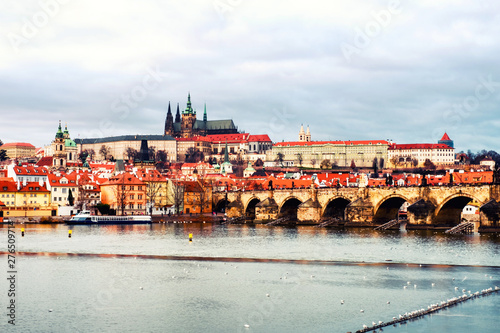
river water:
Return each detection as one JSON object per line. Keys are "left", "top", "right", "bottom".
{"left": 1, "top": 223, "right": 499, "bottom": 333}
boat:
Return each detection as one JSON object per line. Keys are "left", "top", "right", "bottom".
{"left": 66, "top": 210, "right": 152, "bottom": 225}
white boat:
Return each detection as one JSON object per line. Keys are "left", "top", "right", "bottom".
{"left": 66, "top": 210, "right": 152, "bottom": 225}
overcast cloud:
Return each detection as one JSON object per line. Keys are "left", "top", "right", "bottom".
{"left": 1, "top": 0, "right": 500, "bottom": 152}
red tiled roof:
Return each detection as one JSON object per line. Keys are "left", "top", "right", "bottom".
{"left": 440, "top": 133, "right": 451, "bottom": 141}
{"left": 247, "top": 134, "right": 272, "bottom": 142}
{"left": 206, "top": 133, "right": 250, "bottom": 143}
{"left": 1, "top": 142, "right": 35, "bottom": 148}
{"left": 13, "top": 166, "right": 49, "bottom": 175}
{"left": 274, "top": 140, "right": 389, "bottom": 147}
{"left": 36, "top": 156, "right": 53, "bottom": 167}
{"left": 176, "top": 136, "right": 212, "bottom": 142}
{"left": 101, "top": 173, "right": 145, "bottom": 186}
{"left": 389, "top": 143, "right": 453, "bottom": 150}
{"left": 0, "top": 179, "right": 17, "bottom": 192}
{"left": 18, "top": 182, "right": 49, "bottom": 192}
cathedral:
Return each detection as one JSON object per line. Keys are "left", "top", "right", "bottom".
{"left": 164, "top": 94, "right": 239, "bottom": 138}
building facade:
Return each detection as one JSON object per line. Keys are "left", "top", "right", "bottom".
{"left": 1, "top": 142, "right": 36, "bottom": 159}
{"left": 75, "top": 135, "right": 177, "bottom": 162}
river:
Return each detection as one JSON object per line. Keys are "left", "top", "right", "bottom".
{"left": 1, "top": 223, "right": 499, "bottom": 332}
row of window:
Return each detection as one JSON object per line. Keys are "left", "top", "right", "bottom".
{"left": 128, "top": 204, "right": 143, "bottom": 209}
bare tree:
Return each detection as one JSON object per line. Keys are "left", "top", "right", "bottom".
{"left": 148, "top": 146, "right": 156, "bottom": 160}
{"left": 156, "top": 150, "right": 167, "bottom": 162}
{"left": 99, "top": 145, "right": 110, "bottom": 161}
{"left": 87, "top": 149, "right": 96, "bottom": 161}
{"left": 0, "top": 140, "right": 7, "bottom": 161}
{"left": 145, "top": 181, "right": 163, "bottom": 215}
{"left": 275, "top": 152, "right": 284, "bottom": 167}
{"left": 311, "top": 159, "right": 317, "bottom": 168}
{"left": 296, "top": 153, "right": 303, "bottom": 167}
{"left": 194, "top": 180, "right": 212, "bottom": 215}
{"left": 112, "top": 175, "right": 131, "bottom": 215}
{"left": 167, "top": 179, "right": 184, "bottom": 215}
{"left": 185, "top": 147, "right": 204, "bottom": 163}
{"left": 320, "top": 159, "right": 331, "bottom": 169}
{"left": 126, "top": 147, "right": 138, "bottom": 160}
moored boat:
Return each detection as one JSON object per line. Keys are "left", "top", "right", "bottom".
{"left": 66, "top": 210, "right": 152, "bottom": 225}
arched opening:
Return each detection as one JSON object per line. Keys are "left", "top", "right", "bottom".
{"left": 434, "top": 196, "right": 474, "bottom": 226}
{"left": 245, "top": 198, "right": 260, "bottom": 219}
{"left": 279, "top": 198, "right": 302, "bottom": 220}
{"left": 214, "top": 199, "right": 229, "bottom": 213}
{"left": 323, "top": 198, "right": 351, "bottom": 220}
{"left": 373, "top": 197, "right": 407, "bottom": 224}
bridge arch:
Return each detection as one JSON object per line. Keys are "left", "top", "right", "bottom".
{"left": 322, "top": 196, "right": 351, "bottom": 220}
{"left": 244, "top": 197, "right": 261, "bottom": 219}
{"left": 279, "top": 196, "right": 303, "bottom": 220}
{"left": 214, "top": 199, "right": 230, "bottom": 213}
{"left": 373, "top": 195, "right": 410, "bottom": 224}
{"left": 434, "top": 193, "right": 479, "bottom": 226}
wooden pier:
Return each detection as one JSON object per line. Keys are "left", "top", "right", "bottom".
{"left": 353, "top": 286, "right": 499, "bottom": 333}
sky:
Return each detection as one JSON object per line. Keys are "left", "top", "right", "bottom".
{"left": 1, "top": 0, "right": 500, "bottom": 153}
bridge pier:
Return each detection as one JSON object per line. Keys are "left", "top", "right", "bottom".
{"left": 479, "top": 199, "right": 500, "bottom": 231}
{"left": 345, "top": 198, "right": 375, "bottom": 224}
{"left": 225, "top": 200, "right": 243, "bottom": 219}
{"left": 255, "top": 197, "right": 279, "bottom": 223}
{"left": 297, "top": 199, "right": 322, "bottom": 224}
{"left": 407, "top": 199, "right": 436, "bottom": 225}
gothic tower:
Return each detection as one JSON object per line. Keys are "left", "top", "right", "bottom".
{"left": 52, "top": 121, "right": 67, "bottom": 169}
{"left": 305, "top": 125, "right": 311, "bottom": 142}
{"left": 181, "top": 93, "right": 197, "bottom": 138}
{"left": 175, "top": 103, "right": 181, "bottom": 123}
{"left": 299, "top": 124, "right": 305, "bottom": 142}
{"left": 164, "top": 102, "right": 174, "bottom": 136}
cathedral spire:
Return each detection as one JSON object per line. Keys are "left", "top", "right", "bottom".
{"left": 175, "top": 103, "right": 181, "bottom": 123}
{"left": 164, "top": 102, "right": 174, "bottom": 135}
{"left": 203, "top": 103, "right": 207, "bottom": 122}
{"left": 299, "top": 124, "right": 305, "bottom": 142}
{"left": 55, "top": 120, "right": 64, "bottom": 139}
{"left": 184, "top": 92, "right": 193, "bottom": 114}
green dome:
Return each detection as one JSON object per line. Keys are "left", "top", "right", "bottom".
{"left": 65, "top": 139, "right": 76, "bottom": 147}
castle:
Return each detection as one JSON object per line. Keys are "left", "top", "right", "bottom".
{"left": 164, "top": 93, "right": 239, "bottom": 138}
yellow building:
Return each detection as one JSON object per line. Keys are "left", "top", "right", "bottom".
{"left": 1, "top": 142, "right": 36, "bottom": 159}
{"left": 100, "top": 173, "right": 147, "bottom": 215}
{"left": 268, "top": 140, "right": 390, "bottom": 168}
{"left": 0, "top": 178, "right": 56, "bottom": 218}
{"left": 135, "top": 168, "right": 170, "bottom": 214}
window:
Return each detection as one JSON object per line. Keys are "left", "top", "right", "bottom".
{"left": 62, "top": 188, "right": 67, "bottom": 194}
{"left": 130, "top": 195, "right": 135, "bottom": 200}
{"left": 130, "top": 186, "right": 134, "bottom": 190}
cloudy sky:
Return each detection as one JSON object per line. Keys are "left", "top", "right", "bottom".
{"left": 1, "top": 0, "right": 500, "bottom": 152}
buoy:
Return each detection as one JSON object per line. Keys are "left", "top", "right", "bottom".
{"left": 189, "top": 233, "right": 193, "bottom": 242}
{"left": 68, "top": 230, "right": 72, "bottom": 238}
{"left": 21, "top": 228, "right": 25, "bottom": 237}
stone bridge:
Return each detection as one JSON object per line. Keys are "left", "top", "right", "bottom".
{"left": 212, "top": 185, "right": 500, "bottom": 228}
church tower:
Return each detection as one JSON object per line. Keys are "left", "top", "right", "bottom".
{"left": 181, "top": 93, "right": 197, "bottom": 138}
{"left": 305, "top": 125, "right": 311, "bottom": 142}
{"left": 438, "top": 132, "right": 454, "bottom": 148}
{"left": 175, "top": 103, "right": 181, "bottom": 123}
{"left": 52, "top": 121, "right": 67, "bottom": 169}
{"left": 299, "top": 124, "right": 305, "bottom": 142}
{"left": 164, "top": 102, "right": 174, "bottom": 136}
